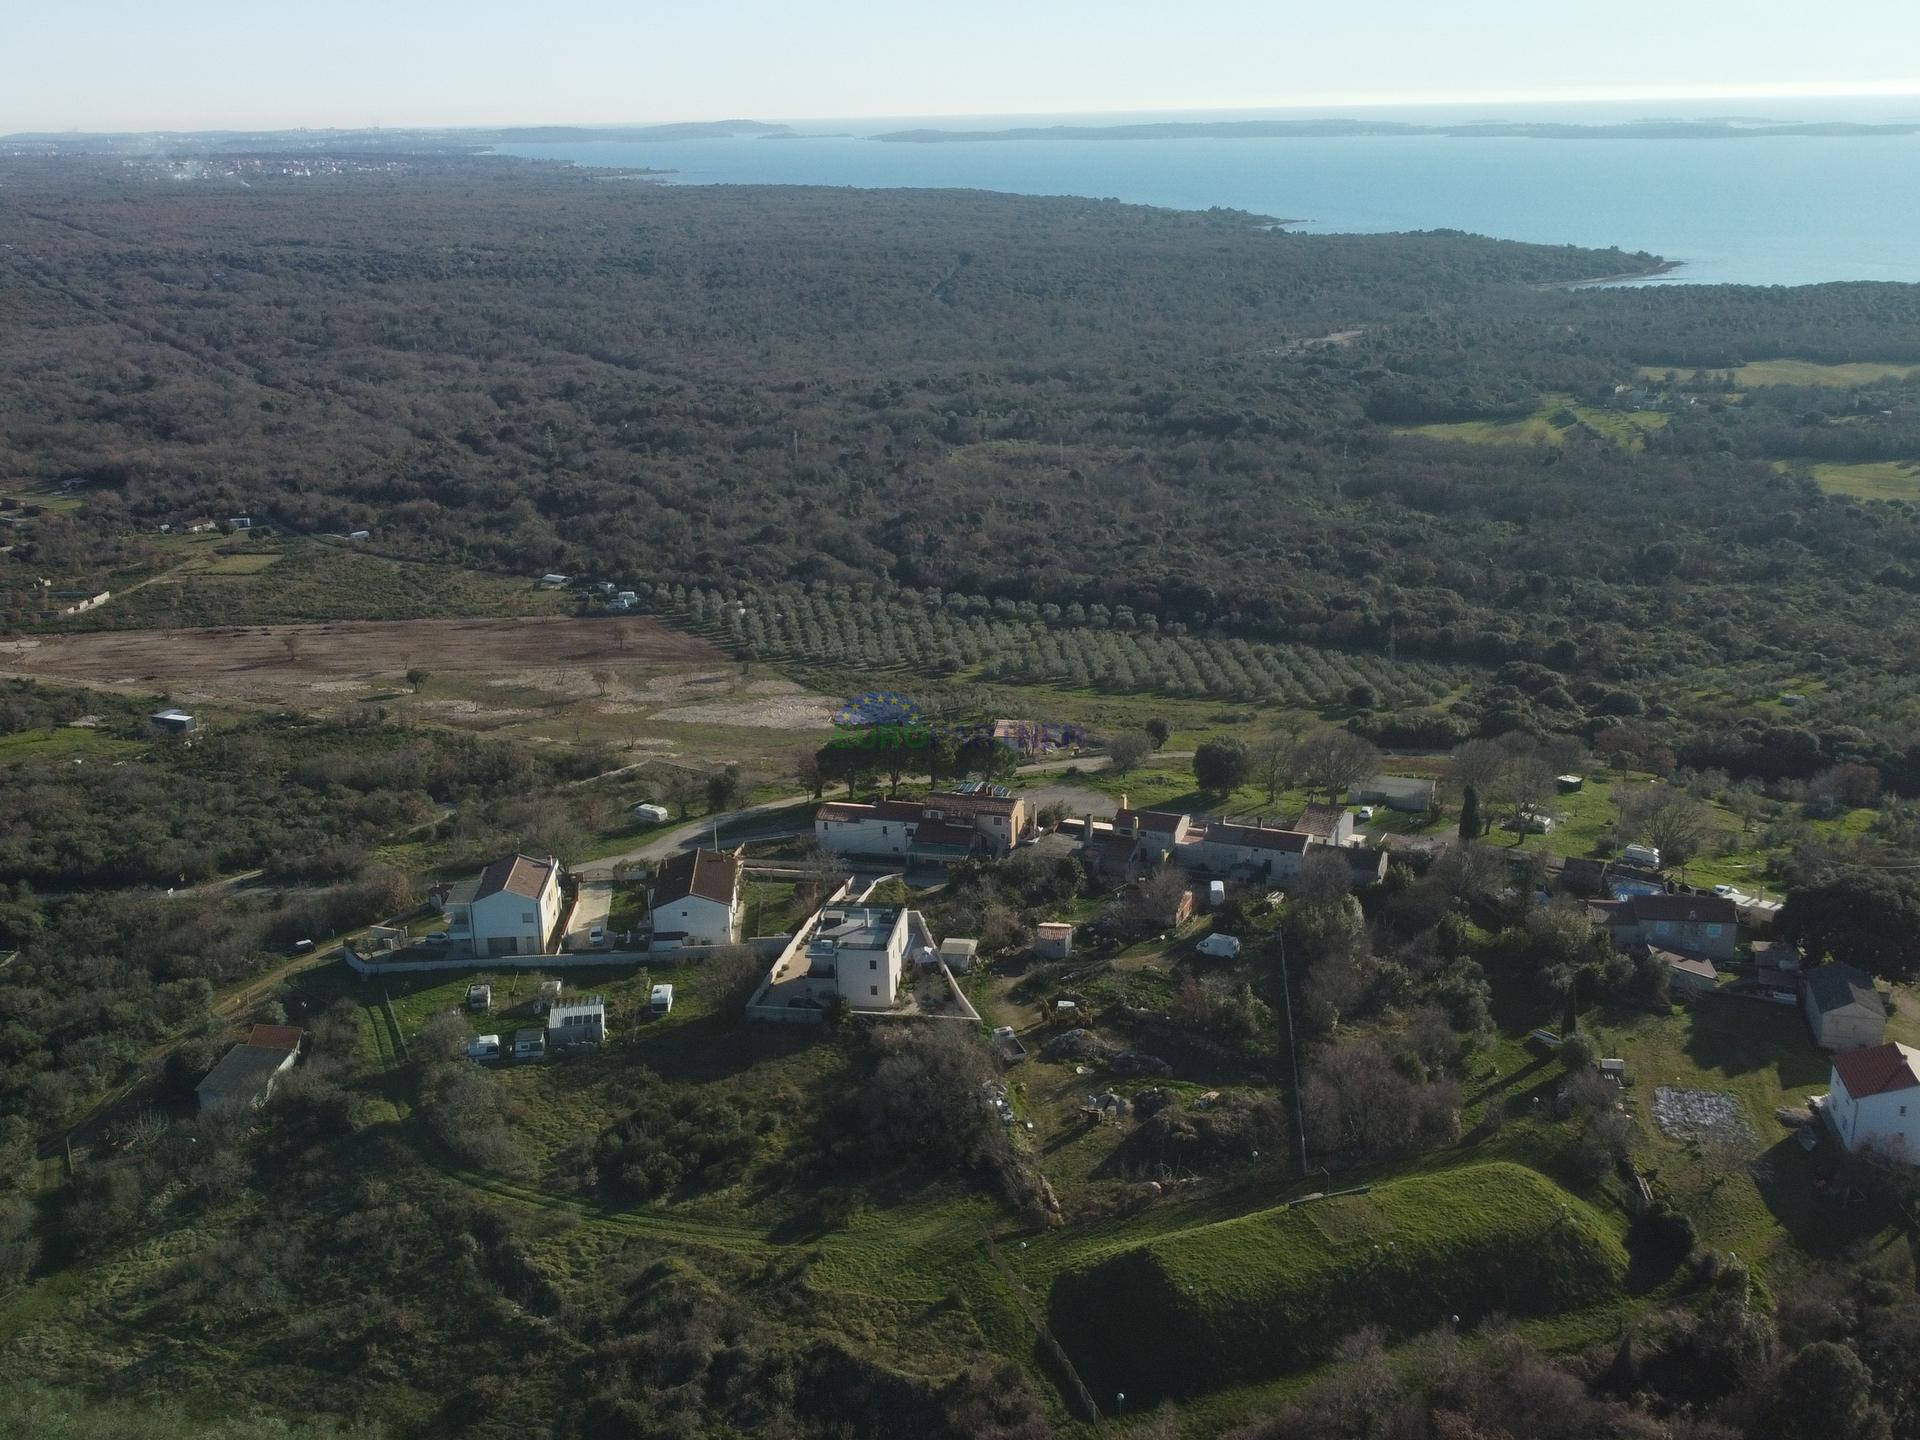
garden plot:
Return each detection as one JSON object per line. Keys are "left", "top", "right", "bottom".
{"left": 1652, "top": 1087, "right": 1754, "bottom": 1146}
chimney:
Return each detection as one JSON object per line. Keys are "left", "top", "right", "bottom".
{"left": 1121, "top": 793, "right": 1129, "bottom": 811}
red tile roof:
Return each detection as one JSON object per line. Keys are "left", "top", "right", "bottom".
{"left": 653, "top": 848, "right": 741, "bottom": 907}
{"left": 248, "top": 1024, "right": 304, "bottom": 1053}
{"left": 1833, "top": 1042, "right": 1920, "bottom": 1098}
{"left": 475, "top": 853, "right": 558, "bottom": 902}
{"left": 1629, "top": 893, "right": 1738, "bottom": 926}
{"left": 1204, "top": 823, "right": 1311, "bottom": 853}
{"left": 909, "top": 819, "right": 978, "bottom": 851}
{"left": 1114, "top": 808, "right": 1189, "bottom": 835}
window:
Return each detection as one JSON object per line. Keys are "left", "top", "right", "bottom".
{"left": 522, "top": 911, "right": 537, "bottom": 924}
{"left": 870, "top": 986, "right": 878, "bottom": 996}
{"left": 869, "top": 958, "right": 878, "bottom": 970}
{"left": 1904, "top": 1106, "right": 1909, "bottom": 1117}
{"left": 1706, "top": 924, "right": 1722, "bottom": 937}
{"left": 1655, "top": 921, "right": 1671, "bottom": 934}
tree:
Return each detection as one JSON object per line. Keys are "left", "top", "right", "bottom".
{"left": 1763, "top": 1342, "right": 1891, "bottom": 1440}
{"left": 1781, "top": 871, "right": 1920, "bottom": 980}
{"left": 1297, "top": 728, "right": 1379, "bottom": 800}
{"left": 959, "top": 737, "right": 1018, "bottom": 782}
{"left": 794, "top": 747, "right": 824, "bottom": 799}
{"left": 1346, "top": 683, "right": 1378, "bottom": 711}
{"left": 1449, "top": 738, "right": 1510, "bottom": 796}
{"left": 705, "top": 764, "right": 743, "bottom": 815}
{"left": 1459, "top": 784, "right": 1482, "bottom": 841}
{"left": 1618, "top": 784, "right": 1716, "bottom": 866}
{"left": 1192, "top": 735, "right": 1252, "bottom": 794}
{"left": 405, "top": 667, "right": 430, "bottom": 693}
{"left": 663, "top": 771, "right": 705, "bottom": 821}
{"left": 1143, "top": 717, "right": 1171, "bottom": 750}
{"left": 1255, "top": 732, "right": 1302, "bottom": 804}
{"left": 1495, "top": 753, "right": 1558, "bottom": 837}
{"left": 1107, "top": 731, "right": 1152, "bottom": 774}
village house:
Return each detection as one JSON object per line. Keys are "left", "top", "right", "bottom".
{"left": 649, "top": 848, "right": 743, "bottom": 949}
{"left": 1803, "top": 962, "right": 1889, "bottom": 1052}
{"left": 1293, "top": 801, "right": 1356, "bottom": 847}
{"left": 812, "top": 787, "right": 1028, "bottom": 863}
{"left": 438, "top": 854, "right": 565, "bottom": 958}
{"left": 1178, "top": 820, "right": 1316, "bottom": 881}
{"left": 747, "top": 897, "right": 936, "bottom": 1018}
{"left": 1656, "top": 949, "right": 1721, "bottom": 995}
{"left": 1820, "top": 1041, "right": 1920, "bottom": 1157}
{"left": 1594, "top": 893, "right": 1739, "bottom": 961}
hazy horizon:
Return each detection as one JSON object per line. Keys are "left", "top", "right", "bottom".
{"left": 3, "top": 0, "right": 1915, "bottom": 135}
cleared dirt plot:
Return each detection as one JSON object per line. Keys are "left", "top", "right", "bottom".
{"left": 0, "top": 616, "right": 720, "bottom": 699}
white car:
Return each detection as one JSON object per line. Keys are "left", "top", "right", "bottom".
{"left": 588, "top": 925, "right": 608, "bottom": 948}
{"left": 1356, "top": 806, "right": 1375, "bottom": 821}
{"left": 426, "top": 930, "right": 449, "bottom": 945}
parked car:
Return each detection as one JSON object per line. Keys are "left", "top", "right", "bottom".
{"left": 426, "top": 930, "right": 449, "bottom": 945}
{"left": 1356, "top": 806, "right": 1375, "bottom": 821}
{"left": 588, "top": 925, "right": 608, "bottom": 948}
{"left": 1196, "top": 932, "right": 1242, "bottom": 959}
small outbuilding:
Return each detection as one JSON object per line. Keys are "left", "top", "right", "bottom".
{"left": 513, "top": 1028, "right": 546, "bottom": 1060}
{"left": 938, "top": 937, "right": 980, "bottom": 973}
{"left": 150, "top": 708, "right": 197, "bottom": 735}
{"left": 1035, "top": 922, "right": 1073, "bottom": 961}
{"left": 1803, "top": 962, "right": 1888, "bottom": 1052}
{"left": 195, "top": 1043, "right": 298, "bottom": 1112}
{"left": 1660, "top": 950, "right": 1721, "bottom": 995}
{"left": 548, "top": 996, "right": 607, "bottom": 1045}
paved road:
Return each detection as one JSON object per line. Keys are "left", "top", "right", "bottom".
{"left": 573, "top": 797, "right": 813, "bottom": 877}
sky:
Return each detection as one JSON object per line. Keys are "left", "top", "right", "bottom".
{"left": 3, "top": 0, "right": 1919, "bottom": 134}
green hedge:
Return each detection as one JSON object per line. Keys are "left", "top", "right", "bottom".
{"left": 1048, "top": 1162, "right": 1627, "bottom": 1399}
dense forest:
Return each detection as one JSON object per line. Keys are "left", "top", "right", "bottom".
{"left": 3, "top": 154, "right": 1920, "bottom": 749}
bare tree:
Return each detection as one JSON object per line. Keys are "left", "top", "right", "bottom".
{"left": 1495, "top": 753, "right": 1559, "bottom": 835}
{"left": 1449, "top": 738, "right": 1510, "bottom": 796}
{"left": 1298, "top": 729, "right": 1379, "bottom": 801}
{"left": 1618, "top": 784, "right": 1717, "bottom": 865}
{"left": 1255, "top": 731, "right": 1303, "bottom": 804}
{"left": 662, "top": 770, "right": 705, "bottom": 821}
{"left": 794, "top": 747, "right": 824, "bottom": 799}
{"left": 1106, "top": 731, "right": 1152, "bottom": 774}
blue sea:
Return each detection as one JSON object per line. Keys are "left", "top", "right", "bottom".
{"left": 497, "top": 104, "right": 1920, "bottom": 287}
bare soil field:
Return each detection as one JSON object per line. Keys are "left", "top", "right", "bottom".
{"left": 0, "top": 616, "right": 720, "bottom": 693}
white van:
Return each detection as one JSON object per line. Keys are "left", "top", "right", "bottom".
{"left": 1196, "top": 933, "right": 1242, "bottom": 959}
{"left": 1620, "top": 843, "right": 1661, "bottom": 868}
{"left": 650, "top": 983, "right": 674, "bottom": 1016}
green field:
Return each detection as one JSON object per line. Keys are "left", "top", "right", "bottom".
{"left": 1398, "top": 399, "right": 1669, "bottom": 450}
{"left": 1048, "top": 1163, "right": 1627, "bottom": 1400}
{"left": 1802, "top": 460, "right": 1920, "bottom": 501}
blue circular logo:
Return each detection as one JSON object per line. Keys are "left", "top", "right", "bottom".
{"left": 835, "top": 691, "right": 925, "bottom": 727}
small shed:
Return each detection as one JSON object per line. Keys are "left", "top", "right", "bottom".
{"left": 150, "top": 708, "right": 197, "bottom": 735}
{"left": 1556, "top": 774, "right": 1585, "bottom": 793}
{"left": 513, "top": 1028, "right": 546, "bottom": 1060}
{"left": 1600, "top": 1058, "right": 1626, "bottom": 1084}
{"left": 467, "top": 983, "right": 492, "bottom": 1012}
{"left": 1751, "top": 939, "right": 1801, "bottom": 975}
{"left": 1661, "top": 950, "right": 1721, "bottom": 995}
{"left": 939, "top": 937, "right": 980, "bottom": 973}
{"left": 1035, "top": 922, "right": 1073, "bottom": 961}
{"left": 1803, "top": 962, "right": 1888, "bottom": 1052}
{"left": 537, "top": 978, "right": 563, "bottom": 1011}
{"left": 548, "top": 996, "right": 607, "bottom": 1045}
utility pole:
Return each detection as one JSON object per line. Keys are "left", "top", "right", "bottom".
{"left": 1278, "top": 929, "right": 1309, "bottom": 1177}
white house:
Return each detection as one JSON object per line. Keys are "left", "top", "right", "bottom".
{"left": 649, "top": 849, "right": 742, "bottom": 948}
{"left": 1822, "top": 1042, "right": 1920, "bottom": 1158}
{"left": 547, "top": 996, "right": 607, "bottom": 1045}
{"left": 440, "top": 854, "right": 565, "bottom": 958}
{"left": 814, "top": 799, "right": 926, "bottom": 859}
{"left": 747, "top": 900, "right": 931, "bottom": 1017}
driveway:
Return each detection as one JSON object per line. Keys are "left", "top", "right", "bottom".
{"left": 564, "top": 876, "right": 614, "bottom": 949}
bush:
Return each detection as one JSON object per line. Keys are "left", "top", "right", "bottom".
{"left": 1193, "top": 736, "right": 1252, "bottom": 793}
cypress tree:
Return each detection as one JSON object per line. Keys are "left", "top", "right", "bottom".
{"left": 1460, "top": 784, "right": 1482, "bottom": 840}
